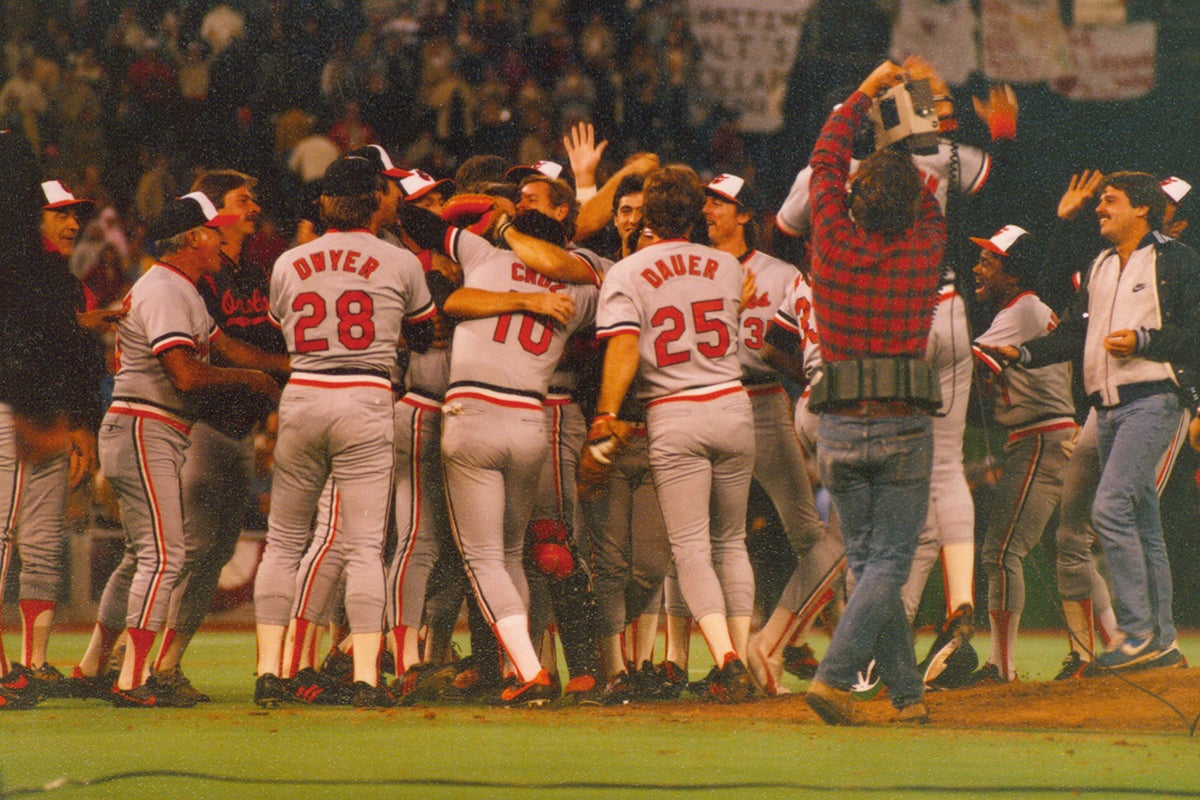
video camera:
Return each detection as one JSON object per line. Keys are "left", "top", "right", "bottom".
{"left": 868, "top": 78, "right": 940, "bottom": 156}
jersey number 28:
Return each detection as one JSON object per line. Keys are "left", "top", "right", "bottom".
{"left": 293, "top": 290, "right": 376, "bottom": 352}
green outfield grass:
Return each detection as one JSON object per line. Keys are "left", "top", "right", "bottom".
{"left": 3, "top": 630, "right": 1200, "bottom": 800}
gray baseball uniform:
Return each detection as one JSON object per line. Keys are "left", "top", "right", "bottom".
{"left": 439, "top": 228, "right": 597, "bottom": 678}
{"left": 596, "top": 239, "right": 755, "bottom": 625}
{"left": 973, "top": 293, "right": 1076, "bottom": 619}
{"left": 255, "top": 230, "right": 435, "bottom": 640}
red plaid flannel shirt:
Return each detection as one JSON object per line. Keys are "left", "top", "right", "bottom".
{"left": 809, "top": 92, "right": 946, "bottom": 363}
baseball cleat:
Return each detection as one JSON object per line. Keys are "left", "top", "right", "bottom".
{"left": 653, "top": 661, "right": 689, "bottom": 700}
{"left": 253, "top": 673, "right": 291, "bottom": 708}
{"left": 920, "top": 603, "right": 974, "bottom": 686}
{"left": 686, "top": 665, "right": 720, "bottom": 697}
{"left": 291, "top": 667, "right": 354, "bottom": 705}
{"left": 32, "top": 664, "right": 75, "bottom": 698}
{"left": 925, "top": 640, "right": 978, "bottom": 691}
{"left": 351, "top": 681, "right": 396, "bottom": 708}
{"left": 151, "top": 666, "right": 211, "bottom": 703}
{"left": 601, "top": 672, "right": 635, "bottom": 706}
{"left": 1133, "top": 643, "right": 1186, "bottom": 672}
{"left": 1053, "top": 651, "right": 1089, "bottom": 681}
{"left": 391, "top": 662, "right": 454, "bottom": 706}
{"left": 747, "top": 635, "right": 790, "bottom": 696}
{"left": 318, "top": 648, "right": 354, "bottom": 683}
{"left": 0, "top": 663, "right": 36, "bottom": 693}
{"left": 498, "top": 669, "right": 557, "bottom": 708}
{"left": 0, "top": 685, "right": 40, "bottom": 710}
{"left": 562, "top": 674, "right": 603, "bottom": 706}
{"left": 708, "top": 658, "right": 754, "bottom": 704}
{"left": 67, "top": 667, "right": 119, "bottom": 700}
{"left": 805, "top": 679, "right": 863, "bottom": 726}
{"left": 964, "top": 662, "right": 1013, "bottom": 687}
{"left": 851, "top": 658, "right": 882, "bottom": 700}
{"left": 111, "top": 677, "right": 199, "bottom": 708}
{"left": 783, "top": 644, "right": 819, "bottom": 681}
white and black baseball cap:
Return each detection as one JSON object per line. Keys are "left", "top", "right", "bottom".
{"left": 148, "top": 191, "right": 239, "bottom": 241}
{"left": 1161, "top": 176, "right": 1192, "bottom": 205}
{"left": 506, "top": 160, "right": 564, "bottom": 183}
{"left": 348, "top": 145, "right": 409, "bottom": 179}
{"left": 703, "top": 173, "right": 758, "bottom": 210}
{"left": 970, "top": 224, "right": 1030, "bottom": 257}
{"left": 40, "top": 180, "right": 94, "bottom": 210}
{"left": 400, "top": 169, "right": 455, "bottom": 202}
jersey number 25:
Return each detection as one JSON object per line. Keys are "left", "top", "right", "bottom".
{"left": 652, "top": 299, "right": 730, "bottom": 367}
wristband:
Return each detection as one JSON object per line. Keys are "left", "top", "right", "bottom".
{"left": 575, "top": 185, "right": 598, "bottom": 202}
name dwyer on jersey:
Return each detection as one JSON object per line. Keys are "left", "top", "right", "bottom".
{"left": 291, "top": 249, "right": 382, "bottom": 280}
{"left": 641, "top": 254, "right": 721, "bottom": 287}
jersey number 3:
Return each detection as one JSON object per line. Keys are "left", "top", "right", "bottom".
{"left": 293, "top": 290, "right": 376, "bottom": 352}
{"left": 652, "top": 299, "right": 729, "bottom": 367}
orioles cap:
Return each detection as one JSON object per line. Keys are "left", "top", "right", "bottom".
{"left": 970, "top": 224, "right": 1030, "bottom": 257}
{"left": 148, "top": 192, "right": 239, "bottom": 240}
{"left": 41, "top": 180, "right": 94, "bottom": 210}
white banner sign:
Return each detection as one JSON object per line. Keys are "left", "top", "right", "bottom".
{"left": 981, "top": 0, "right": 1073, "bottom": 82}
{"left": 1052, "top": 22, "right": 1156, "bottom": 101}
{"left": 687, "top": 0, "right": 812, "bottom": 133}
{"left": 890, "top": 0, "right": 980, "bottom": 86}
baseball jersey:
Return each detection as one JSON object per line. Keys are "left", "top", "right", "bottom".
{"left": 972, "top": 291, "right": 1074, "bottom": 429}
{"left": 196, "top": 251, "right": 288, "bottom": 438}
{"left": 403, "top": 249, "right": 453, "bottom": 399}
{"left": 270, "top": 229, "right": 436, "bottom": 374}
{"left": 596, "top": 239, "right": 743, "bottom": 401}
{"left": 444, "top": 228, "right": 598, "bottom": 403}
{"left": 549, "top": 245, "right": 612, "bottom": 396}
{"left": 766, "top": 271, "right": 824, "bottom": 382}
{"left": 737, "top": 250, "right": 799, "bottom": 383}
{"left": 775, "top": 140, "right": 989, "bottom": 237}
{"left": 110, "top": 262, "right": 221, "bottom": 424}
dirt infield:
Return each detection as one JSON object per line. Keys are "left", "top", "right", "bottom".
{"left": 607, "top": 665, "right": 1200, "bottom": 734}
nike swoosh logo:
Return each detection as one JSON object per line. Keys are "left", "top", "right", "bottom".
{"left": 1132, "top": 283, "right": 1147, "bottom": 292}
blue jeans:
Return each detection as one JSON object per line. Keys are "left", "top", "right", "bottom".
{"left": 813, "top": 413, "right": 932, "bottom": 710}
{"left": 1094, "top": 391, "right": 1181, "bottom": 647}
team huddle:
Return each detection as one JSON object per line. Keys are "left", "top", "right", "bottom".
{"left": 1, "top": 58, "right": 1197, "bottom": 719}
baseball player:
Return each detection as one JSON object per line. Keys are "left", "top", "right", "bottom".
{"left": 146, "top": 170, "right": 285, "bottom": 702}
{"left": 395, "top": 197, "right": 598, "bottom": 707}
{"left": 593, "top": 165, "right": 755, "bottom": 703}
{"left": 968, "top": 226, "right": 1076, "bottom": 684}
{"left": 697, "top": 173, "right": 841, "bottom": 696}
{"left": 73, "top": 192, "right": 284, "bottom": 707}
{"left": 0, "top": 179, "right": 110, "bottom": 705}
{"left": 253, "top": 156, "right": 436, "bottom": 709}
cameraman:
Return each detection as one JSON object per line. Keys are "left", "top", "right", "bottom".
{"left": 803, "top": 60, "right": 945, "bottom": 726}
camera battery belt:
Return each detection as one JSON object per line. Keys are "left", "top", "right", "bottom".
{"left": 808, "top": 357, "right": 941, "bottom": 415}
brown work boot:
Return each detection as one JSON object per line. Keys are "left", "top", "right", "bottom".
{"left": 805, "top": 679, "right": 863, "bottom": 726}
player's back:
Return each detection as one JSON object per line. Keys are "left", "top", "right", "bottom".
{"left": 445, "top": 228, "right": 597, "bottom": 400}
{"left": 599, "top": 239, "right": 743, "bottom": 400}
{"left": 271, "top": 230, "right": 434, "bottom": 375}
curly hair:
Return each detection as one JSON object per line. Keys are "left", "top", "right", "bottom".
{"left": 851, "top": 149, "right": 923, "bottom": 237}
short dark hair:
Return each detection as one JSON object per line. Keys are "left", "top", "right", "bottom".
{"left": 1102, "top": 171, "right": 1166, "bottom": 233}
{"left": 643, "top": 165, "right": 704, "bottom": 239}
{"left": 319, "top": 193, "right": 378, "bottom": 229}
{"left": 851, "top": 149, "right": 923, "bottom": 237}
{"left": 456, "top": 155, "right": 509, "bottom": 193}
{"left": 191, "top": 170, "right": 256, "bottom": 210}
{"left": 612, "top": 174, "right": 646, "bottom": 213}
